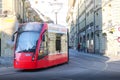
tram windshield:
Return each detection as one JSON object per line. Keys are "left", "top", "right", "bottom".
{"left": 15, "top": 23, "right": 43, "bottom": 53}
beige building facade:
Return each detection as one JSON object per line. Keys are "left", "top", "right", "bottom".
{"left": 67, "top": 0, "right": 120, "bottom": 56}
{"left": 0, "top": 0, "right": 41, "bottom": 57}
{"left": 0, "top": 0, "right": 23, "bottom": 57}
{"left": 66, "top": 0, "right": 76, "bottom": 48}
{"left": 102, "top": 0, "right": 120, "bottom": 56}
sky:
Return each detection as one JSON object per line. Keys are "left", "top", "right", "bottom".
{"left": 29, "top": 0, "right": 68, "bottom": 26}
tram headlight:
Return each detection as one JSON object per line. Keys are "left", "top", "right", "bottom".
{"left": 39, "top": 50, "right": 43, "bottom": 55}
{"left": 32, "top": 54, "right": 35, "bottom": 61}
{"left": 32, "top": 57, "right": 35, "bottom": 61}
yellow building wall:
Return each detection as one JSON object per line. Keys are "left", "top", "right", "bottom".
{"left": 0, "top": 16, "right": 18, "bottom": 57}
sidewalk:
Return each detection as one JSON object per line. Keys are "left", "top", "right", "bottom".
{"left": 69, "top": 49, "right": 120, "bottom": 62}
{"left": 70, "top": 49, "right": 120, "bottom": 72}
{"left": 69, "top": 49, "right": 108, "bottom": 59}
{"left": 0, "top": 57, "right": 13, "bottom": 68}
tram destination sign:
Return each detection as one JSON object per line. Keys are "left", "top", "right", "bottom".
{"left": 48, "top": 24, "right": 67, "bottom": 34}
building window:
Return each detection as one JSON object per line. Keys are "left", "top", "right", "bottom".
{"left": 90, "top": 8, "right": 93, "bottom": 13}
{"left": 109, "top": 4, "right": 111, "bottom": 7}
{"left": 86, "top": 12, "right": 89, "bottom": 17}
{"left": 91, "top": 32, "right": 94, "bottom": 39}
{"left": 86, "top": 24, "right": 89, "bottom": 28}
{"left": 96, "top": 12, "right": 98, "bottom": 15}
{"left": 80, "top": 37, "right": 82, "bottom": 43}
{"left": 86, "top": 0, "right": 93, "bottom": 8}
{"left": 87, "top": 34, "right": 89, "bottom": 40}
{"left": 90, "top": 22, "right": 94, "bottom": 27}
{"left": 0, "top": 0, "right": 2, "bottom": 14}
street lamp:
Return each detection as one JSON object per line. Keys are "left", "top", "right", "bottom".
{"left": 22, "top": 0, "right": 25, "bottom": 22}
{"left": 55, "top": 12, "right": 58, "bottom": 24}
{"left": 49, "top": 0, "right": 63, "bottom": 24}
{"left": 52, "top": 9, "right": 60, "bottom": 24}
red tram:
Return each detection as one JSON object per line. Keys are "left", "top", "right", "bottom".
{"left": 12, "top": 22, "right": 69, "bottom": 69}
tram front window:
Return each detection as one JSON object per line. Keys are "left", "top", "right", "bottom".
{"left": 15, "top": 31, "right": 39, "bottom": 53}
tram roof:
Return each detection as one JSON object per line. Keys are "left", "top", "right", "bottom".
{"left": 18, "top": 22, "right": 67, "bottom": 34}
{"left": 48, "top": 23, "right": 67, "bottom": 34}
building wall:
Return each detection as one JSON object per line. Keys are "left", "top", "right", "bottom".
{"left": 15, "top": 0, "right": 23, "bottom": 22}
{"left": 0, "top": 0, "right": 21, "bottom": 57}
{"left": 2, "top": 0, "right": 23, "bottom": 22}
{"left": 73, "top": 0, "right": 78, "bottom": 49}
{"left": 0, "top": 16, "right": 18, "bottom": 57}
{"left": 66, "top": 0, "right": 76, "bottom": 48}
{"left": 0, "top": 0, "right": 40, "bottom": 57}
{"left": 67, "top": 0, "right": 120, "bottom": 56}
{"left": 102, "top": 0, "right": 120, "bottom": 56}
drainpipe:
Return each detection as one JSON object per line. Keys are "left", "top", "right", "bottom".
{"left": 93, "top": 0, "right": 96, "bottom": 53}
{"left": 85, "top": 0, "right": 87, "bottom": 52}
{"left": 78, "top": 0, "right": 79, "bottom": 45}
{"left": 55, "top": 12, "right": 58, "bottom": 24}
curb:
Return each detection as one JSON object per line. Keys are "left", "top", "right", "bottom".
{"left": 69, "top": 49, "right": 109, "bottom": 60}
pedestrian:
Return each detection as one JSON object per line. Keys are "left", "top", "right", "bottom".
{"left": 77, "top": 43, "right": 80, "bottom": 51}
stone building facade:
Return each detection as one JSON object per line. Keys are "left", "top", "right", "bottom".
{"left": 67, "top": 0, "right": 120, "bottom": 56}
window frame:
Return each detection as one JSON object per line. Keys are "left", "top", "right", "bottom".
{"left": 38, "top": 30, "right": 48, "bottom": 60}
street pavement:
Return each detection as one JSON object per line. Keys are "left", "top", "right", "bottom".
{"left": 0, "top": 49, "right": 120, "bottom": 80}
{"left": 0, "top": 56, "right": 13, "bottom": 68}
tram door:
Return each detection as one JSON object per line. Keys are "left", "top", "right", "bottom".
{"left": 56, "top": 34, "right": 61, "bottom": 53}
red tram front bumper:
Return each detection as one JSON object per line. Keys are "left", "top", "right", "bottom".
{"left": 14, "top": 60, "right": 37, "bottom": 69}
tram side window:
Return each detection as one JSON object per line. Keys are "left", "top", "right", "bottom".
{"left": 48, "top": 32, "right": 56, "bottom": 54}
{"left": 48, "top": 32, "right": 67, "bottom": 54}
{"left": 56, "top": 34, "right": 61, "bottom": 53}
{"left": 38, "top": 31, "right": 48, "bottom": 58}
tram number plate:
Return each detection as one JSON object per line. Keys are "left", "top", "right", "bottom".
{"left": 25, "top": 54, "right": 31, "bottom": 56}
